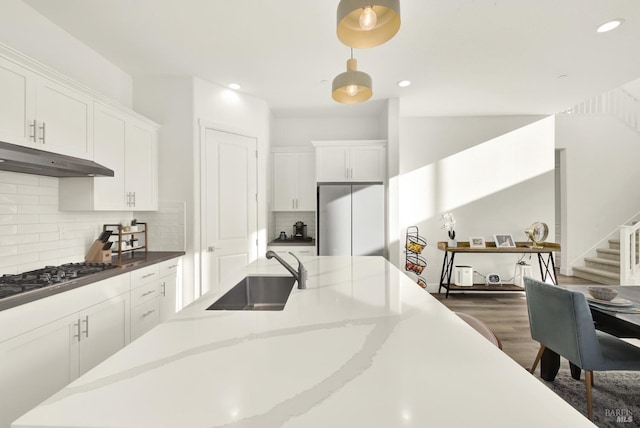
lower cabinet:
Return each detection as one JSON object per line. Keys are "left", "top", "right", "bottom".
{"left": 0, "top": 284, "right": 129, "bottom": 428}
{"left": 159, "top": 257, "right": 181, "bottom": 322}
{"left": 267, "top": 245, "right": 316, "bottom": 258}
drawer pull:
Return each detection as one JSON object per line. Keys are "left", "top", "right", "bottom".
{"left": 141, "top": 290, "right": 156, "bottom": 297}
{"left": 142, "top": 309, "right": 156, "bottom": 318}
{"left": 141, "top": 272, "right": 156, "bottom": 279}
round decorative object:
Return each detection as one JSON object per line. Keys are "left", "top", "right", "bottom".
{"left": 525, "top": 222, "right": 549, "bottom": 247}
{"left": 588, "top": 286, "right": 618, "bottom": 302}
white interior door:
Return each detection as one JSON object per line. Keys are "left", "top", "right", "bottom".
{"left": 202, "top": 129, "right": 257, "bottom": 295}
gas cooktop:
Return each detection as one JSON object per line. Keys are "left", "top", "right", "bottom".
{"left": 0, "top": 262, "right": 116, "bottom": 301}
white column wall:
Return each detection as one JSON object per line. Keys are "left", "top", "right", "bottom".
{"left": 556, "top": 114, "right": 640, "bottom": 272}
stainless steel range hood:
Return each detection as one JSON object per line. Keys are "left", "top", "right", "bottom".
{"left": 0, "top": 141, "right": 114, "bottom": 178}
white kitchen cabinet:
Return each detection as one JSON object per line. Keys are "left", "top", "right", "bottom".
{"left": 159, "top": 257, "right": 182, "bottom": 322}
{"left": 313, "top": 141, "right": 386, "bottom": 183}
{"left": 77, "top": 293, "right": 129, "bottom": 376}
{"left": 58, "top": 103, "right": 159, "bottom": 211}
{"left": 272, "top": 150, "right": 316, "bottom": 211}
{"left": 34, "top": 76, "right": 93, "bottom": 159}
{"left": 0, "top": 313, "right": 76, "bottom": 428}
{"left": 125, "top": 117, "right": 158, "bottom": 210}
{"left": 0, "top": 56, "right": 36, "bottom": 147}
{"left": 130, "top": 264, "right": 160, "bottom": 341}
{"left": 266, "top": 245, "right": 316, "bottom": 258}
{"left": 0, "top": 276, "right": 129, "bottom": 428}
{"left": 0, "top": 54, "right": 93, "bottom": 159}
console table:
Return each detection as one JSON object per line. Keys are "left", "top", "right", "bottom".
{"left": 437, "top": 241, "right": 560, "bottom": 298}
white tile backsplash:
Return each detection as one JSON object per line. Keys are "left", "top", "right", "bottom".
{"left": 273, "top": 211, "right": 316, "bottom": 240}
{"left": 139, "top": 201, "right": 186, "bottom": 251}
{"left": 0, "top": 171, "right": 134, "bottom": 274}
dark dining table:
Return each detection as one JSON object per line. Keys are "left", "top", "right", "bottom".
{"left": 539, "top": 285, "right": 640, "bottom": 381}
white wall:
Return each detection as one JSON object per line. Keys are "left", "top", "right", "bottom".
{"left": 134, "top": 77, "right": 271, "bottom": 306}
{"left": 272, "top": 116, "right": 385, "bottom": 148}
{"left": 556, "top": 114, "right": 640, "bottom": 271}
{"left": 397, "top": 114, "right": 555, "bottom": 289}
{"left": 0, "top": 0, "right": 133, "bottom": 106}
{"left": 0, "top": 171, "right": 132, "bottom": 274}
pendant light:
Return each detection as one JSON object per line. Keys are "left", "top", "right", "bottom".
{"left": 337, "top": 0, "right": 401, "bottom": 49}
{"left": 332, "top": 49, "right": 373, "bottom": 104}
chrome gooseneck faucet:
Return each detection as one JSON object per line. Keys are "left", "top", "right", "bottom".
{"left": 265, "top": 250, "right": 307, "bottom": 289}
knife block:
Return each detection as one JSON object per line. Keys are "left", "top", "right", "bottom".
{"left": 85, "top": 240, "right": 112, "bottom": 263}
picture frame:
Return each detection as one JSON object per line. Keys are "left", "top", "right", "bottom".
{"left": 469, "top": 237, "right": 486, "bottom": 248}
{"left": 493, "top": 234, "right": 516, "bottom": 248}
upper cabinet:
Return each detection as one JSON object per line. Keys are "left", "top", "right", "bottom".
{"left": 313, "top": 140, "right": 386, "bottom": 183}
{"left": 0, "top": 56, "right": 35, "bottom": 146}
{"left": 34, "top": 77, "right": 93, "bottom": 159}
{"left": 0, "top": 56, "right": 93, "bottom": 159}
{"left": 272, "top": 150, "right": 315, "bottom": 211}
{"left": 59, "top": 103, "right": 158, "bottom": 211}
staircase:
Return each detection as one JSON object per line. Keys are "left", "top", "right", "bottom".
{"left": 572, "top": 239, "right": 621, "bottom": 285}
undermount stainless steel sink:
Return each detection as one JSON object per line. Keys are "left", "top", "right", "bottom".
{"left": 206, "top": 276, "right": 296, "bottom": 311}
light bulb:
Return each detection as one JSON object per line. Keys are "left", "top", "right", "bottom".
{"left": 346, "top": 85, "right": 358, "bottom": 96}
{"left": 359, "top": 6, "right": 377, "bottom": 31}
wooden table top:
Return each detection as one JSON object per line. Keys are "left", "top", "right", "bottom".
{"left": 437, "top": 241, "right": 560, "bottom": 253}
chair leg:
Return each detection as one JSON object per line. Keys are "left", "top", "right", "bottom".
{"left": 530, "top": 344, "right": 545, "bottom": 374}
{"left": 585, "top": 371, "right": 593, "bottom": 421}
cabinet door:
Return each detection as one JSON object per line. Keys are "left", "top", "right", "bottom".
{"left": 316, "top": 147, "right": 349, "bottom": 182}
{"left": 93, "top": 104, "right": 127, "bottom": 210}
{"left": 131, "top": 297, "right": 160, "bottom": 341}
{"left": 351, "top": 146, "right": 385, "bottom": 182}
{"left": 296, "top": 152, "right": 316, "bottom": 210}
{"left": 35, "top": 77, "right": 93, "bottom": 159}
{"left": 0, "top": 314, "right": 76, "bottom": 428}
{"left": 272, "top": 153, "right": 297, "bottom": 210}
{"left": 77, "top": 293, "right": 129, "bottom": 376}
{"left": 126, "top": 120, "right": 158, "bottom": 211}
{"left": 0, "top": 57, "right": 35, "bottom": 147}
{"left": 159, "top": 272, "right": 178, "bottom": 322}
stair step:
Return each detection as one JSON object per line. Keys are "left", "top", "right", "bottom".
{"left": 572, "top": 266, "right": 620, "bottom": 285}
{"left": 596, "top": 247, "right": 620, "bottom": 261}
{"left": 609, "top": 239, "right": 620, "bottom": 250}
{"left": 584, "top": 257, "right": 620, "bottom": 273}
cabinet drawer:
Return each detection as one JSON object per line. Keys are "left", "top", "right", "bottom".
{"left": 130, "top": 280, "right": 159, "bottom": 307}
{"left": 131, "top": 297, "right": 159, "bottom": 341}
{"left": 130, "top": 264, "right": 159, "bottom": 286}
{"left": 159, "top": 258, "right": 181, "bottom": 278}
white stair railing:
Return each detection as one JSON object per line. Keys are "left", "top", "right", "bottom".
{"left": 619, "top": 223, "right": 640, "bottom": 284}
{"left": 561, "top": 87, "right": 640, "bottom": 135}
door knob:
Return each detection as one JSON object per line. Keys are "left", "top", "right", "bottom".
{"left": 207, "top": 246, "right": 216, "bottom": 253}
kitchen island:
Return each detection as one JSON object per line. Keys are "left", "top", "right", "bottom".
{"left": 12, "top": 256, "right": 592, "bottom": 427}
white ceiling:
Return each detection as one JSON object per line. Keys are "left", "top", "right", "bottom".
{"left": 23, "top": 0, "right": 640, "bottom": 117}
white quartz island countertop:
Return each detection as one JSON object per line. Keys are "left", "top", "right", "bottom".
{"left": 13, "top": 256, "right": 593, "bottom": 428}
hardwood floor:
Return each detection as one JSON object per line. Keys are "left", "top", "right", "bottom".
{"left": 431, "top": 273, "right": 599, "bottom": 368}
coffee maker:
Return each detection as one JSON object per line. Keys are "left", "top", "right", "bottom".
{"left": 292, "top": 221, "right": 308, "bottom": 240}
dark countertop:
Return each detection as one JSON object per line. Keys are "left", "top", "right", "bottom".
{"left": 268, "top": 238, "right": 316, "bottom": 246}
{"left": 0, "top": 251, "right": 185, "bottom": 312}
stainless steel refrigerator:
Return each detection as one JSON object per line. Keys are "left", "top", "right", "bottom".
{"left": 317, "top": 184, "right": 385, "bottom": 256}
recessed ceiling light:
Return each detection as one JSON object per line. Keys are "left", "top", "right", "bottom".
{"left": 398, "top": 80, "right": 411, "bottom": 87}
{"left": 228, "top": 83, "right": 241, "bottom": 90}
{"left": 597, "top": 19, "right": 624, "bottom": 33}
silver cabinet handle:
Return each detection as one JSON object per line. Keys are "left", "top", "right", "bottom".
{"left": 39, "top": 122, "right": 46, "bottom": 144}
{"left": 141, "top": 289, "right": 156, "bottom": 297}
{"left": 346, "top": 168, "right": 349, "bottom": 179}
{"left": 168, "top": 264, "right": 178, "bottom": 269}
{"left": 141, "top": 272, "right": 156, "bottom": 279}
{"left": 82, "top": 315, "right": 89, "bottom": 338}
{"left": 161, "top": 281, "right": 166, "bottom": 297}
{"left": 73, "top": 320, "right": 81, "bottom": 342}
{"left": 132, "top": 192, "right": 136, "bottom": 207}
{"left": 126, "top": 192, "right": 131, "bottom": 207}
{"left": 292, "top": 199, "right": 295, "bottom": 209}
{"left": 142, "top": 309, "right": 156, "bottom": 318}
{"left": 29, "top": 120, "right": 37, "bottom": 142}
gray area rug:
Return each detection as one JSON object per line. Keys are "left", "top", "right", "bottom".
{"left": 534, "top": 362, "right": 639, "bottom": 427}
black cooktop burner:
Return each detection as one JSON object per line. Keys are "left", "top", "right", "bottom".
{"left": 0, "top": 262, "right": 116, "bottom": 300}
